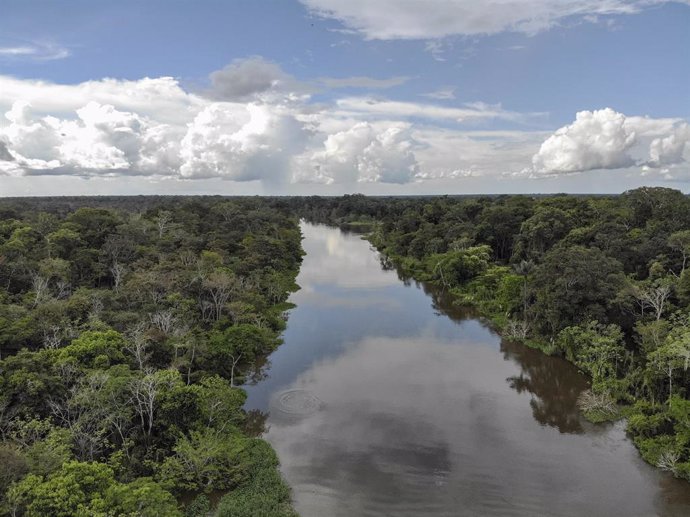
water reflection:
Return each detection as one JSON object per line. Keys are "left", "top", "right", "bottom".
{"left": 243, "top": 408, "right": 268, "bottom": 438}
{"left": 417, "top": 283, "right": 587, "bottom": 434}
{"left": 244, "top": 223, "right": 690, "bottom": 517}
{"left": 502, "top": 340, "right": 587, "bottom": 434}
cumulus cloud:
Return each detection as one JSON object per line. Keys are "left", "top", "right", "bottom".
{"left": 648, "top": 124, "right": 690, "bottom": 167}
{"left": 297, "top": 122, "right": 419, "bottom": 184}
{"left": 300, "top": 0, "right": 684, "bottom": 39}
{"left": 14, "top": 59, "right": 685, "bottom": 188}
{"left": 5, "top": 54, "right": 549, "bottom": 185}
{"left": 532, "top": 108, "right": 636, "bottom": 174}
{"left": 208, "top": 56, "right": 308, "bottom": 101}
{"left": 0, "top": 68, "right": 427, "bottom": 185}
{"left": 0, "top": 100, "right": 184, "bottom": 177}
{"left": 530, "top": 108, "right": 690, "bottom": 176}
{"left": 0, "top": 140, "right": 13, "bottom": 162}
{"left": 179, "top": 102, "right": 311, "bottom": 182}
{"left": 0, "top": 75, "right": 203, "bottom": 125}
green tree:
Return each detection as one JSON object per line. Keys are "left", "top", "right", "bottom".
{"left": 8, "top": 461, "right": 180, "bottom": 517}
{"left": 531, "top": 246, "right": 625, "bottom": 334}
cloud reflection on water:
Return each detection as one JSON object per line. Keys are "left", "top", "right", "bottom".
{"left": 266, "top": 335, "right": 674, "bottom": 517}
{"left": 246, "top": 223, "right": 690, "bottom": 516}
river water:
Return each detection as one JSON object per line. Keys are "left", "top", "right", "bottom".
{"left": 245, "top": 222, "right": 690, "bottom": 517}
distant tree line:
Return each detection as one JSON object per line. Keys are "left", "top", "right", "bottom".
{"left": 282, "top": 188, "right": 690, "bottom": 481}
{"left": 0, "top": 197, "right": 302, "bottom": 516}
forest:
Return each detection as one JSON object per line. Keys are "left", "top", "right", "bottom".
{"left": 0, "top": 197, "right": 302, "bottom": 516}
{"left": 2, "top": 188, "right": 690, "bottom": 517}
{"left": 285, "top": 187, "right": 690, "bottom": 481}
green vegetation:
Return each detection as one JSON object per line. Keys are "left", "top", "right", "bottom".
{"left": 0, "top": 197, "right": 302, "bottom": 515}
{"left": 3, "top": 189, "right": 690, "bottom": 511}
{"left": 290, "top": 188, "right": 690, "bottom": 481}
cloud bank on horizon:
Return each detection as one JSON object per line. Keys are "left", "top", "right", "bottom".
{"left": 0, "top": 0, "right": 689, "bottom": 193}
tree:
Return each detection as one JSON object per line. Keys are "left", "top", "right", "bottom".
{"left": 635, "top": 319, "right": 671, "bottom": 355}
{"left": 207, "top": 324, "right": 278, "bottom": 380}
{"left": 557, "top": 322, "right": 625, "bottom": 387}
{"left": 125, "top": 322, "right": 151, "bottom": 370}
{"left": 9, "top": 419, "right": 72, "bottom": 477}
{"left": 513, "top": 259, "right": 534, "bottom": 321}
{"left": 513, "top": 206, "right": 573, "bottom": 261}
{"left": 57, "top": 330, "right": 126, "bottom": 369}
{"left": 0, "top": 197, "right": 304, "bottom": 513}
{"left": 475, "top": 199, "right": 533, "bottom": 260}
{"left": 130, "top": 369, "right": 182, "bottom": 438}
{"left": 425, "top": 245, "right": 492, "bottom": 288}
{"left": 130, "top": 370, "right": 161, "bottom": 438}
{"left": 0, "top": 444, "right": 28, "bottom": 505}
{"left": 190, "top": 375, "right": 246, "bottom": 431}
{"left": 630, "top": 280, "right": 673, "bottom": 321}
{"left": 31, "top": 273, "right": 50, "bottom": 307}
{"left": 109, "top": 262, "right": 126, "bottom": 292}
{"left": 531, "top": 246, "right": 625, "bottom": 334}
{"left": 622, "top": 186, "right": 690, "bottom": 230}
{"left": 202, "top": 270, "right": 235, "bottom": 322}
{"left": 49, "top": 372, "right": 114, "bottom": 461}
{"left": 157, "top": 429, "right": 248, "bottom": 492}
{"left": 7, "top": 461, "right": 181, "bottom": 517}
{"left": 156, "top": 210, "right": 173, "bottom": 239}
{"left": 647, "top": 324, "right": 690, "bottom": 404}
{"left": 669, "top": 230, "right": 690, "bottom": 276}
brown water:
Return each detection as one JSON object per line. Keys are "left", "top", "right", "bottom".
{"left": 245, "top": 222, "right": 690, "bottom": 517}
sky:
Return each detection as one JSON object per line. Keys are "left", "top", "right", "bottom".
{"left": 0, "top": 0, "right": 689, "bottom": 196}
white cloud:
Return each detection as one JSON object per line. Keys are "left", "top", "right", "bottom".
{"left": 300, "top": 0, "right": 686, "bottom": 39}
{"left": 335, "top": 97, "right": 543, "bottom": 124}
{"left": 0, "top": 140, "right": 13, "bottom": 161}
{"left": 0, "top": 75, "right": 203, "bottom": 125}
{"left": 530, "top": 108, "right": 690, "bottom": 176}
{"left": 421, "top": 87, "right": 456, "bottom": 100}
{"left": 208, "top": 56, "right": 309, "bottom": 101}
{"left": 297, "top": 122, "right": 419, "bottom": 184}
{"left": 0, "top": 100, "right": 183, "bottom": 177}
{"left": 0, "top": 42, "right": 70, "bottom": 60}
{"left": 532, "top": 108, "right": 636, "bottom": 174}
{"left": 0, "top": 47, "right": 36, "bottom": 56}
{"left": 414, "top": 128, "right": 548, "bottom": 180}
{"left": 6, "top": 61, "right": 685, "bottom": 190}
{"left": 424, "top": 40, "right": 448, "bottom": 61}
{"left": 0, "top": 59, "right": 553, "bottom": 186}
{"left": 648, "top": 124, "right": 690, "bottom": 167}
{"left": 179, "top": 102, "right": 311, "bottom": 182}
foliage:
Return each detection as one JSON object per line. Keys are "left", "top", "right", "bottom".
{"left": 0, "top": 197, "right": 302, "bottom": 515}
{"left": 7, "top": 461, "right": 181, "bottom": 517}
{"left": 215, "top": 440, "right": 298, "bottom": 517}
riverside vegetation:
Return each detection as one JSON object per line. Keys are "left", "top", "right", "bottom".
{"left": 288, "top": 187, "right": 690, "bottom": 481}
{"left": 0, "top": 197, "right": 302, "bottom": 517}
{"left": 2, "top": 190, "right": 690, "bottom": 517}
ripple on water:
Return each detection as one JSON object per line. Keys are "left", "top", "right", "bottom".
{"left": 271, "top": 389, "right": 322, "bottom": 418}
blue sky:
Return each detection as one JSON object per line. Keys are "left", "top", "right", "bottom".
{"left": 1, "top": 0, "right": 689, "bottom": 195}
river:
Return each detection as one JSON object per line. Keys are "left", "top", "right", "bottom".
{"left": 245, "top": 222, "right": 690, "bottom": 517}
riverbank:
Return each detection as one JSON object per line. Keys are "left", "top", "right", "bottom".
{"left": 279, "top": 189, "right": 690, "bottom": 483}
{"left": 243, "top": 221, "right": 690, "bottom": 516}
{"left": 359, "top": 225, "right": 690, "bottom": 482}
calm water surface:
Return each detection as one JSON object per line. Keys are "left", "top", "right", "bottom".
{"left": 245, "top": 223, "right": 690, "bottom": 517}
